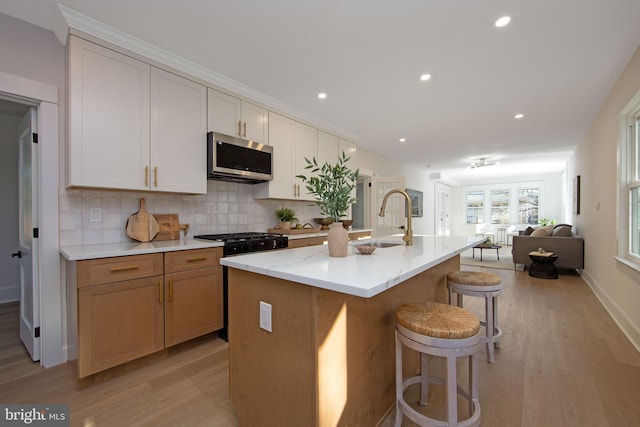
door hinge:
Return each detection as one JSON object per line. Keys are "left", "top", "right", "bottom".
{"left": 34, "top": 327, "right": 40, "bottom": 338}
{"left": 33, "top": 228, "right": 39, "bottom": 238}
{"left": 368, "top": 182, "right": 372, "bottom": 187}
{"left": 32, "top": 133, "right": 38, "bottom": 143}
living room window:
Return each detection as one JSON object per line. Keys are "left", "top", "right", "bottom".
{"left": 466, "top": 191, "right": 484, "bottom": 224}
{"left": 617, "top": 91, "right": 640, "bottom": 269}
{"left": 518, "top": 188, "right": 539, "bottom": 225}
{"left": 490, "top": 189, "right": 510, "bottom": 224}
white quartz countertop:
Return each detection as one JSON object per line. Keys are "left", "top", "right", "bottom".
{"left": 60, "top": 239, "right": 224, "bottom": 261}
{"left": 221, "top": 235, "right": 482, "bottom": 298}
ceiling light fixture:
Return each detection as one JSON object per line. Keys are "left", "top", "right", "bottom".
{"left": 514, "top": 113, "right": 524, "bottom": 119}
{"left": 495, "top": 16, "right": 511, "bottom": 28}
{"left": 469, "top": 158, "right": 500, "bottom": 169}
{"left": 317, "top": 93, "right": 327, "bottom": 99}
{"left": 419, "top": 74, "right": 431, "bottom": 81}
{"left": 399, "top": 138, "right": 406, "bottom": 142}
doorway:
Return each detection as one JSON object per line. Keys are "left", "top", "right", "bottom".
{"left": 0, "top": 99, "right": 39, "bottom": 361}
{"left": 436, "top": 182, "right": 451, "bottom": 236}
{"left": 0, "top": 71, "right": 62, "bottom": 368}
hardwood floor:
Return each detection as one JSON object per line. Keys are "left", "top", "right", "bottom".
{"left": 2, "top": 266, "right": 640, "bottom": 426}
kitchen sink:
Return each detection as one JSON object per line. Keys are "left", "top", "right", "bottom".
{"left": 353, "top": 241, "right": 403, "bottom": 248}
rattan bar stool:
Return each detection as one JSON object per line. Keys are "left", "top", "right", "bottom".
{"left": 447, "top": 271, "right": 504, "bottom": 363}
{"left": 394, "top": 302, "right": 482, "bottom": 427}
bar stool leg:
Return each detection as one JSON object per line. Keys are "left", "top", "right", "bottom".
{"left": 420, "top": 352, "right": 429, "bottom": 406}
{"left": 394, "top": 332, "right": 403, "bottom": 427}
{"left": 485, "top": 295, "right": 495, "bottom": 363}
{"left": 493, "top": 295, "right": 501, "bottom": 349}
{"left": 446, "top": 350, "right": 458, "bottom": 425}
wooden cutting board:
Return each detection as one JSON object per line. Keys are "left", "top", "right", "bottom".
{"left": 125, "top": 198, "right": 160, "bottom": 242}
{"left": 153, "top": 214, "right": 189, "bottom": 241}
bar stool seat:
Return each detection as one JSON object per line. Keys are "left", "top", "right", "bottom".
{"left": 447, "top": 271, "right": 504, "bottom": 363}
{"left": 395, "top": 302, "right": 482, "bottom": 427}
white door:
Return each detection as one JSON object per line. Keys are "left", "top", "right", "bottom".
{"left": 371, "top": 176, "right": 406, "bottom": 238}
{"left": 436, "top": 182, "right": 451, "bottom": 236}
{"left": 17, "top": 108, "right": 40, "bottom": 361}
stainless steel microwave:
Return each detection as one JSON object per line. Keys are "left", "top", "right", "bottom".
{"left": 207, "top": 132, "right": 273, "bottom": 183}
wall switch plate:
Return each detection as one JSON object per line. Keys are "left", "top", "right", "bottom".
{"left": 89, "top": 207, "right": 102, "bottom": 223}
{"left": 259, "top": 301, "right": 272, "bottom": 332}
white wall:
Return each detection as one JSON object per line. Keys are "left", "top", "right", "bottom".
{"left": 0, "top": 115, "right": 20, "bottom": 302}
{"left": 569, "top": 44, "right": 640, "bottom": 350}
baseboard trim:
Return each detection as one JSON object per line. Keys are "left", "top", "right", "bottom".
{"left": 581, "top": 270, "right": 640, "bottom": 352}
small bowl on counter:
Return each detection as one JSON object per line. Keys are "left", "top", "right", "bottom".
{"left": 354, "top": 244, "right": 376, "bottom": 255}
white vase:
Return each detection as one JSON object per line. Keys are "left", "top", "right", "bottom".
{"left": 327, "top": 222, "right": 348, "bottom": 257}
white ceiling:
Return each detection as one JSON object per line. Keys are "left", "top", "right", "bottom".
{"left": 2, "top": 1, "right": 640, "bottom": 184}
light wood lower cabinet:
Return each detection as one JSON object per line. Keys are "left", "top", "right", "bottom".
{"left": 164, "top": 249, "right": 223, "bottom": 347}
{"left": 73, "top": 248, "right": 223, "bottom": 378}
{"left": 78, "top": 274, "right": 165, "bottom": 377}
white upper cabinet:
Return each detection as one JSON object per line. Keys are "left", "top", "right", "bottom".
{"left": 254, "top": 112, "right": 317, "bottom": 201}
{"left": 68, "top": 36, "right": 207, "bottom": 194}
{"left": 150, "top": 67, "right": 207, "bottom": 194}
{"left": 294, "top": 121, "right": 318, "bottom": 201}
{"left": 339, "top": 138, "right": 357, "bottom": 169}
{"left": 207, "top": 88, "right": 268, "bottom": 144}
{"left": 69, "top": 36, "right": 150, "bottom": 191}
{"left": 317, "top": 130, "right": 339, "bottom": 167}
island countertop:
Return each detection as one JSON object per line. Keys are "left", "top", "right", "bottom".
{"left": 221, "top": 234, "right": 481, "bottom": 298}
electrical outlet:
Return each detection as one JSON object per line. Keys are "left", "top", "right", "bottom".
{"left": 259, "top": 301, "right": 272, "bottom": 332}
{"left": 89, "top": 207, "right": 102, "bottom": 223}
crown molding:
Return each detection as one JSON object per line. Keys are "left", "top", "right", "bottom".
{"left": 54, "top": 5, "right": 360, "bottom": 141}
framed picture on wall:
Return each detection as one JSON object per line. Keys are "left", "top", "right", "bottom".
{"left": 406, "top": 188, "right": 423, "bottom": 217}
{"left": 573, "top": 175, "right": 581, "bottom": 214}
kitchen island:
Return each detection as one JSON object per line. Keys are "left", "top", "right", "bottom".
{"left": 221, "top": 235, "right": 480, "bottom": 427}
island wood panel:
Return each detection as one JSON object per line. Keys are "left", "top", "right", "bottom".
{"left": 228, "top": 255, "right": 459, "bottom": 427}
{"left": 228, "top": 268, "right": 316, "bottom": 426}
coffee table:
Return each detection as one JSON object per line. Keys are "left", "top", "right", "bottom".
{"left": 528, "top": 253, "right": 559, "bottom": 279}
{"left": 472, "top": 243, "right": 501, "bottom": 261}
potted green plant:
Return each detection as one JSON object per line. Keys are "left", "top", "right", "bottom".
{"left": 297, "top": 152, "right": 359, "bottom": 257}
{"left": 296, "top": 152, "right": 359, "bottom": 222}
{"left": 275, "top": 206, "right": 298, "bottom": 231}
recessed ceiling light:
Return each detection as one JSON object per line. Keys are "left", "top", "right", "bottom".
{"left": 399, "top": 138, "right": 406, "bottom": 142}
{"left": 317, "top": 93, "right": 327, "bottom": 99}
{"left": 514, "top": 113, "right": 524, "bottom": 119}
{"left": 495, "top": 16, "right": 511, "bottom": 28}
{"left": 419, "top": 74, "right": 431, "bottom": 81}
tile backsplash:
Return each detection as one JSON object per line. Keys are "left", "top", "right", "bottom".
{"left": 59, "top": 180, "right": 324, "bottom": 246}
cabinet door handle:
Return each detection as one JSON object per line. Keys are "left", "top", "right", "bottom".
{"left": 243, "top": 122, "right": 247, "bottom": 137}
{"left": 145, "top": 166, "right": 149, "bottom": 187}
{"left": 158, "top": 281, "right": 163, "bottom": 304}
{"left": 187, "top": 256, "right": 207, "bottom": 262}
{"left": 110, "top": 265, "right": 139, "bottom": 272}
{"left": 237, "top": 120, "right": 242, "bottom": 136}
{"left": 154, "top": 167, "right": 158, "bottom": 187}
{"left": 169, "top": 278, "right": 173, "bottom": 302}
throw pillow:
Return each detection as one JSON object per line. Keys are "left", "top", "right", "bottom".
{"left": 522, "top": 226, "right": 535, "bottom": 236}
{"left": 530, "top": 226, "right": 553, "bottom": 237}
{"left": 552, "top": 225, "right": 573, "bottom": 237}
{"left": 553, "top": 224, "right": 573, "bottom": 230}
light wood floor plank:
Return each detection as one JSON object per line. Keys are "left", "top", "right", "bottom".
{"left": 2, "top": 264, "right": 640, "bottom": 427}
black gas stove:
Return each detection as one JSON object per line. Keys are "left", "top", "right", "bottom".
{"left": 194, "top": 232, "right": 288, "bottom": 256}
{"left": 193, "top": 232, "right": 288, "bottom": 342}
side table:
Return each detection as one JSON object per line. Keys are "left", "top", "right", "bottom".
{"left": 473, "top": 244, "right": 501, "bottom": 261}
{"left": 528, "top": 252, "right": 559, "bottom": 279}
